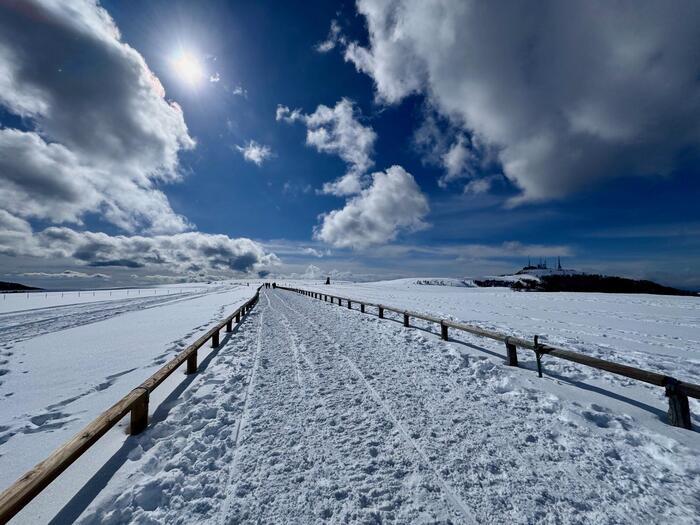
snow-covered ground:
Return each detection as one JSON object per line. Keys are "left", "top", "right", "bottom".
{"left": 3, "top": 281, "right": 700, "bottom": 523}
{"left": 293, "top": 278, "right": 700, "bottom": 387}
{"left": 0, "top": 281, "right": 258, "bottom": 521}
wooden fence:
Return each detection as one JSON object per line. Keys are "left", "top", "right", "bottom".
{"left": 279, "top": 286, "right": 699, "bottom": 431}
{"left": 0, "top": 287, "right": 262, "bottom": 524}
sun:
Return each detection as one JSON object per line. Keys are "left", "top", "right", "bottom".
{"left": 171, "top": 51, "right": 204, "bottom": 87}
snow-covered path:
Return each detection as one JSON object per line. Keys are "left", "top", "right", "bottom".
{"left": 75, "top": 289, "right": 700, "bottom": 524}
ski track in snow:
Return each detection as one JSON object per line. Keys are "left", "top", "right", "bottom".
{"left": 0, "top": 286, "right": 252, "bottom": 465}
{"left": 76, "top": 289, "right": 700, "bottom": 524}
{"left": 0, "top": 289, "right": 214, "bottom": 386}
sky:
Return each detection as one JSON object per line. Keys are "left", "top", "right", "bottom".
{"left": 0, "top": 0, "right": 699, "bottom": 289}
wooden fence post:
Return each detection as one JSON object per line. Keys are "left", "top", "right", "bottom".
{"left": 403, "top": 312, "right": 410, "bottom": 327}
{"left": 186, "top": 349, "right": 198, "bottom": 374}
{"left": 505, "top": 338, "right": 518, "bottom": 367}
{"left": 348, "top": 300, "right": 352, "bottom": 309}
{"left": 378, "top": 306, "right": 384, "bottom": 319}
{"left": 226, "top": 319, "right": 233, "bottom": 332}
{"left": 130, "top": 389, "right": 149, "bottom": 435}
{"left": 666, "top": 379, "right": 692, "bottom": 429}
{"left": 236, "top": 311, "right": 240, "bottom": 323}
{"left": 212, "top": 330, "right": 220, "bottom": 348}
{"left": 360, "top": 303, "right": 365, "bottom": 313}
{"left": 440, "top": 321, "right": 448, "bottom": 341}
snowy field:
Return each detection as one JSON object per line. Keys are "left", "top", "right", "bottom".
{"left": 2, "top": 281, "right": 700, "bottom": 523}
{"left": 0, "top": 281, "right": 258, "bottom": 522}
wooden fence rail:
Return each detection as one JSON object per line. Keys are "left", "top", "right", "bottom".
{"left": 279, "top": 285, "right": 698, "bottom": 430}
{"left": 0, "top": 287, "right": 262, "bottom": 524}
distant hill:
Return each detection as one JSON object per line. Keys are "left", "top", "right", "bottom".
{"left": 472, "top": 269, "right": 696, "bottom": 297}
{"left": 0, "top": 281, "right": 42, "bottom": 292}
{"left": 515, "top": 274, "right": 696, "bottom": 296}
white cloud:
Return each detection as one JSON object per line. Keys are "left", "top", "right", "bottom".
{"left": 20, "top": 270, "right": 110, "bottom": 280}
{"left": 464, "top": 176, "right": 495, "bottom": 195}
{"left": 0, "top": 216, "right": 279, "bottom": 277}
{"left": 275, "top": 105, "right": 302, "bottom": 123}
{"left": 315, "top": 20, "right": 346, "bottom": 53}
{"left": 0, "top": 1, "right": 283, "bottom": 282}
{"left": 209, "top": 72, "right": 221, "bottom": 83}
{"left": 345, "top": 0, "right": 700, "bottom": 203}
{"left": 314, "top": 165, "right": 429, "bottom": 249}
{"left": 302, "top": 264, "right": 323, "bottom": 279}
{"left": 276, "top": 99, "right": 376, "bottom": 196}
{"left": 0, "top": 0, "right": 196, "bottom": 233}
{"left": 231, "top": 85, "right": 247, "bottom": 98}
{"left": 235, "top": 140, "right": 274, "bottom": 166}
{"left": 302, "top": 247, "right": 330, "bottom": 258}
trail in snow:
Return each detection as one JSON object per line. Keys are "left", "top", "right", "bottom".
{"left": 74, "top": 289, "right": 700, "bottom": 524}
{"left": 271, "top": 291, "right": 473, "bottom": 522}
{"left": 218, "top": 300, "right": 265, "bottom": 523}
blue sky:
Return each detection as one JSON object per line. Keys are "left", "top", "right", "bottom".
{"left": 0, "top": 0, "right": 699, "bottom": 289}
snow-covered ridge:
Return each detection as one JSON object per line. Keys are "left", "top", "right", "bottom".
{"left": 414, "top": 278, "right": 477, "bottom": 287}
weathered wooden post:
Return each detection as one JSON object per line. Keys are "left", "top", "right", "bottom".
{"left": 403, "top": 312, "right": 410, "bottom": 327}
{"left": 348, "top": 300, "right": 352, "bottom": 309}
{"left": 226, "top": 319, "right": 233, "bottom": 332}
{"left": 666, "top": 378, "right": 692, "bottom": 429}
{"left": 505, "top": 337, "right": 518, "bottom": 367}
{"left": 360, "top": 303, "right": 365, "bottom": 313}
{"left": 378, "top": 306, "right": 384, "bottom": 319}
{"left": 212, "top": 330, "right": 220, "bottom": 348}
{"left": 186, "top": 349, "right": 198, "bottom": 374}
{"left": 130, "top": 389, "right": 149, "bottom": 435}
{"left": 533, "top": 335, "right": 543, "bottom": 377}
{"left": 236, "top": 311, "right": 241, "bottom": 323}
{"left": 440, "top": 321, "right": 448, "bottom": 341}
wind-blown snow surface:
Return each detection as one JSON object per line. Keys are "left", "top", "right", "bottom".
{"left": 65, "top": 286, "right": 699, "bottom": 524}
{"left": 0, "top": 281, "right": 258, "bottom": 521}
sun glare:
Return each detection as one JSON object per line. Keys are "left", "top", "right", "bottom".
{"left": 171, "top": 51, "right": 204, "bottom": 87}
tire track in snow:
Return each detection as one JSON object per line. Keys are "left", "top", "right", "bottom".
{"left": 272, "top": 290, "right": 475, "bottom": 524}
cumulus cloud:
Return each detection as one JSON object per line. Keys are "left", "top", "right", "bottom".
{"left": 235, "top": 140, "right": 274, "bottom": 166}
{"left": 276, "top": 99, "right": 377, "bottom": 196}
{"left": 314, "top": 166, "right": 429, "bottom": 249}
{"left": 0, "top": 217, "right": 279, "bottom": 277}
{"left": 345, "top": 0, "right": 700, "bottom": 203}
{"left": 0, "top": 0, "right": 195, "bottom": 232}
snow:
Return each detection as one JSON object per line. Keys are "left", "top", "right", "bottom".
{"left": 0, "top": 281, "right": 258, "bottom": 520}
{"left": 3, "top": 281, "right": 700, "bottom": 523}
